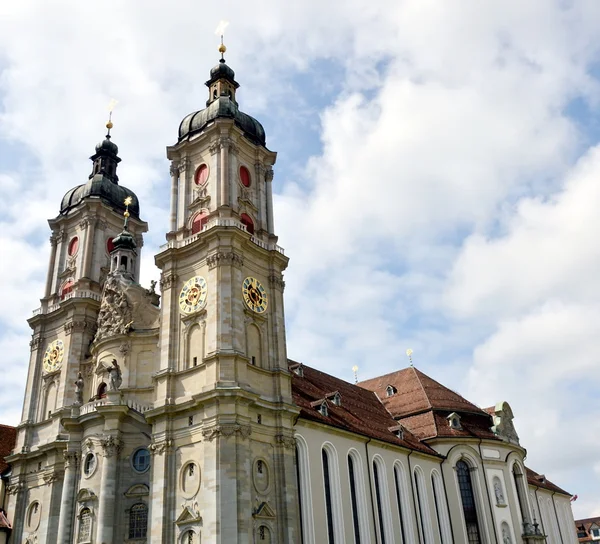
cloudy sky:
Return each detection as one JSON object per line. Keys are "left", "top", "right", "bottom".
{"left": 1, "top": 0, "right": 599, "bottom": 518}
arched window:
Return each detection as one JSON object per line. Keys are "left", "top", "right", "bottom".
{"left": 183, "top": 530, "right": 195, "bottom": 544}
{"left": 456, "top": 460, "right": 482, "bottom": 543}
{"left": 414, "top": 467, "right": 433, "bottom": 544}
{"left": 348, "top": 454, "right": 362, "bottom": 544}
{"left": 373, "top": 460, "right": 387, "bottom": 544}
{"left": 512, "top": 463, "right": 531, "bottom": 532}
{"left": 393, "top": 464, "right": 408, "bottom": 543}
{"left": 78, "top": 507, "right": 92, "bottom": 542}
{"left": 322, "top": 448, "right": 335, "bottom": 544}
{"left": 129, "top": 503, "right": 148, "bottom": 538}
{"left": 60, "top": 279, "right": 75, "bottom": 300}
{"left": 191, "top": 212, "right": 209, "bottom": 234}
{"left": 432, "top": 470, "right": 452, "bottom": 544}
{"left": 97, "top": 382, "right": 107, "bottom": 399}
{"left": 295, "top": 436, "right": 315, "bottom": 543}
{"left": 240, "top": 213, "right": 254, "bottom": 235}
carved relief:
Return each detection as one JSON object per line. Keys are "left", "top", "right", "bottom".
{"left": 265, "top": 167, "right": 274, "bottom": 182}
{"left": 63, "top": 450, "right": 79, "bottom": 469}
{"left": 207, "top": 252, "right": 244, "bottom": 270}
{"left": 202, "top": 424, "right": 251, "bottom": 441}
{"left": 275, "top": 434, "right": 296, "bottom": 450}
{"left": 268, "top": 274, "right": 285, "bottom": 291}
{"left": 170, "top": 161, "right": 180, "bottom": 177}
{"left": 94, "top": 274, "right": 133, "bottom": 341}
{"left": 43, "top": 471, "right": 60, "bottom": 485}
{"left": 209, "top": 142, "right": 220, "bottom": 155}
{"left": 149, "top": 439, "right": 173, "bottom": 456}
{"left": 160, "top": 273, "right": 179, "bottom": 291}
{"left": 29, "top": 336, "right": 43, "bottom": 351}
{"left": 99, "top": 435, "right": 123, "bottom": 457}
{"left": 6, "top": 481, "right": 23, "bottom": 495}
{"left": 65, "top": 320, "right": 95, "bottom": 336}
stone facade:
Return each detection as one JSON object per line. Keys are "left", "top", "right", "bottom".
{"left": 4, "top": 54, "right": 580, "bottom": 544}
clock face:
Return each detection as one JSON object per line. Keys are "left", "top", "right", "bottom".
{"left": 242, "top": 277, "right": 268, "bottom": 314}
{"left": 179, "top": 276, "right": 208, "bottom": 314}
{"left": 43, "top": 340, "right": 64, "bottom": 373}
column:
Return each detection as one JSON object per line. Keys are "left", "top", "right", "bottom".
{"left": 44, "top": 234, "right": 58, "bottom": 298}
{"left": 56, "top": 450, "right": 79, "bottom": 544}
{"left": 220, "top": 139, "right": 230, "bottom": 207}
{"left": 82, "top": 218, "right": 96, "bottom": 279}
{"left": 169, "top": 161, "right": 179, "bottom": 231}
{"left": 51, "top": 228, "right": 67, "bottom": 295}
{"left": 96, "top": 435, "right": 122, "bottom": 544}
{"left": 177, "top": 160, "right": 188, "bottom": 230}
{"left": 265, "top": 168, "right": 275, "bottom": 234}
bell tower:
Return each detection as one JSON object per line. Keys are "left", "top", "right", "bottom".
{"left": 148, "top": 42, "right": 299, "bottom": 543}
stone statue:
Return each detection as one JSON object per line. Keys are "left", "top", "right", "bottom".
{"left": 494, "top": 479, "right": 505, "bottom": 505}
{"left": 74, "top": 372, "right": 84, "bottom": 406}
{"left": 502, "top": 525, "right": 512, "bottom": 544}
{"left": 149, "top": 280, "right": 156, "bottom": 294}
{"left": 108, "top": 359, "right": 122, "bottom": 391}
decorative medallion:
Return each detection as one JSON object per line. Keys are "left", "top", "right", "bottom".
{"left": 179, "top": 276, "right": 208, "bottom": 314}
{"left": 43, "top": 340, "right": 64, "bottom": 372}
{"left": 242, "top": 277, "right": 268, "bottom": 314}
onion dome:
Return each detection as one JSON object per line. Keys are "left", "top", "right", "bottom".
{"left": 60, "top": 122, "right": 140, "bottom": 218}
{"left": 178, "top": 97, "right": 266, "bottom": 147}
{"left": 111, "top": 197, "right": 137, "bottom": 251}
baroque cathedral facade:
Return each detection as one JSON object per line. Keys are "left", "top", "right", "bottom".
{"left": 4, "top": 49, "right": 579, "bottom": 544}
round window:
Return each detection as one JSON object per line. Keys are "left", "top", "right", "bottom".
{"left": 195, "top": 164, "right": 209, "bottom": 185}
{"left": 83, "top": 453, "right": 97, "bottom": 477}
{"left": 253, "top": 458, "right": 270, "bottom": 494}
{"left": 68, "top": 236, "right": 79, "bottom": 256}
{"left": 239, "top": 165, "right": 251, "bottom": 187}
{"left": 132, "top": 448, "right": 151, "bottom": 473}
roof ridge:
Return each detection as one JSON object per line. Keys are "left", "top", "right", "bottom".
{"left": 412, "top": 367, "right": 433, "bottom": 411}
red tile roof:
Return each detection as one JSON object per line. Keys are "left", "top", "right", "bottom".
{"left": 0, "top": 424, "right": 16, "bottom": 474}
{"left": 290, "top": 361, "right": 440, "bottom": 457}
{"left": 526, "top": 467, "right": 571, "bottom": 496}
{"left": 358, "top": 367, "right": 498, "bottom": 441}
{"left": 359, "top": 367, "right": 485, "bottom": 418}
{"left": 574, "top": 516, "right": 600, "bottom": 543}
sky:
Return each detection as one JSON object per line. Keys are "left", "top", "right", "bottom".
{"left": 1, "top": 0, "right": 599, "bottom": 519}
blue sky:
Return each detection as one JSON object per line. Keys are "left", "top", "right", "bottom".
{"left": 1, "top": 0, "right": 600, "bottom": 519}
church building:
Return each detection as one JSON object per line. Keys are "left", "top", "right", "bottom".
{"left": 4, "top": 44, "right": 579, "bottom": 544}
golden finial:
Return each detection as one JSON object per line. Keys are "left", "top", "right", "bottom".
{"left": 124, "top": 196, "right": 132, "bottom": 220}
{"left": 215, "top": 20, "right": 229, "bottom": 61}
{"left": 406, "top": 348, "right": 413, "bottom": 366}
{"left": 352, "top": 365, "right": 359, "bottom": 384}
{"left": 106, "top": 99, "right": 118, "bottom": 135}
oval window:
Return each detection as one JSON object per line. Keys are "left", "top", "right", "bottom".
{"left": 106, "top": 236, "right": 115, "bottom": 254}
{"left": 83, "top": 453, "right": 97, "bottom": 477}
{"left": 240, "top": 213, "right": 254, "bottom": 235}
{"left": 132, "top": 448, "right": 151, "bottom": 473}
{"left": 239, "top": 166, "right": 251, "bottom": 187}
{"left": 195, "top": 164, "right": 209, "bottom": 185}
{"left": 68, "top": 236, "right": 79, "bottom": 256}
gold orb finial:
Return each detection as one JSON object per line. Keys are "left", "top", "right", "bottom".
{"left": 218, "top": 43, "right": 226, "bottom": 54}
{"left": 106, "top": 120, "right": 114, "bottom": 130}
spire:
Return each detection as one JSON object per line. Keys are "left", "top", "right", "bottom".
{"left": 112, "top": 196, "right": 137, "bottom": 251}
{"left": 206, "top": 22, "right": 239, "bottom": 106}
{"left": 89, "top": 105, "right": 121, "bottom": 183}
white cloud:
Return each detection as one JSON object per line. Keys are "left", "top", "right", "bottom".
{"left": 1, "top": 0, "right": 600, "bottom": 520}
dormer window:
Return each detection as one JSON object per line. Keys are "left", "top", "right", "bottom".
{"left": 447, "top": 412, "right": 462, "bottom": 430}
{"left": 332, "top": 392, "right": 341, "bottom": 406}
{"left": 388, "top": 425, "right": 404, "bottom": 440}
{"left": 591, "top": 527, "right": 599, "bottom": 538}
{"left": 290, "top": 363, "right": 304, "bottom": 377}
{"left": 318, "top": 402, "right": 328, "bottom": 417}
{"left": 386, "top": 385, "right": 397, "bottom": 397}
